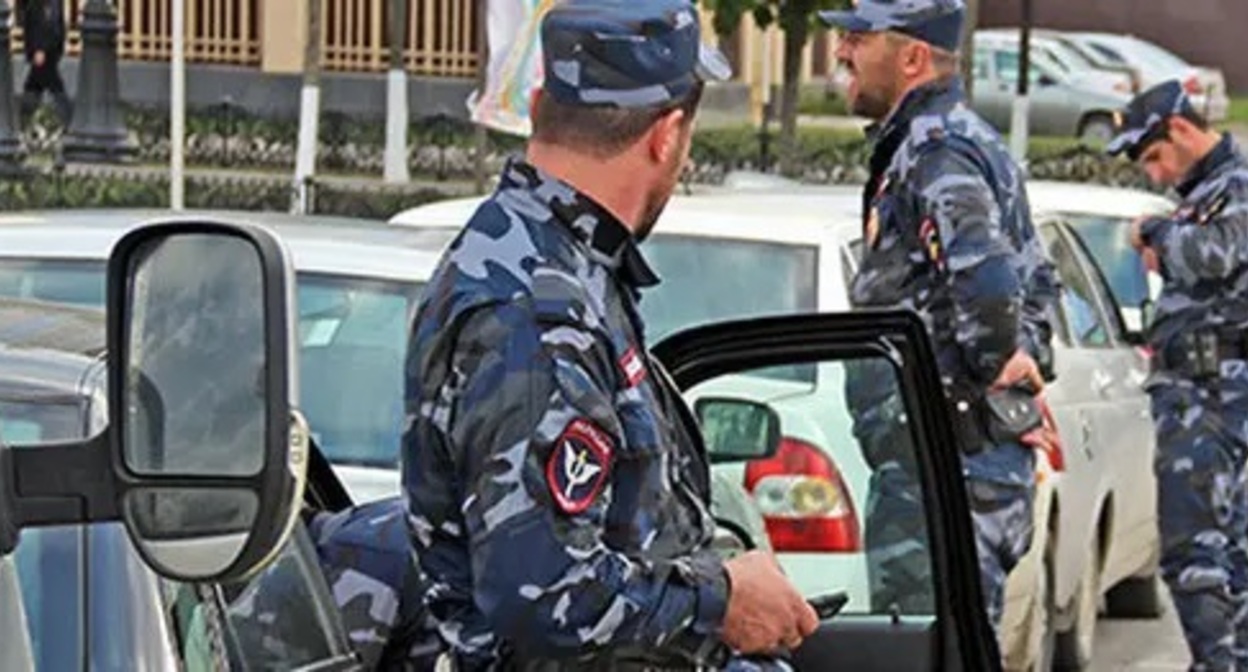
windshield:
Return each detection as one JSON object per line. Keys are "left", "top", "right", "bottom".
{"left": 2, "top": 399, "right": 87, "bottom": 672}
{"left": 0, "top": 259, "right": 107, "bottom": 307}
{"left": 0, "top": 261, "right": 425, "bottom": 469}
{"left": 641, "top": 235, "right": 819, "bottom": 382}
{"left": 297, "top": 274, "right": 424, "bottom": 468}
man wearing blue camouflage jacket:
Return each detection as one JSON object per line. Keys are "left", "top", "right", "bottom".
{"left": 1109, "top": 80, "right": 1248, "bottom": 672}
{"left": 820, "top": 0, "right": 1060, "bottom": 638}
{"left": 401, "top": 0, "right": 818, "bottom": 669}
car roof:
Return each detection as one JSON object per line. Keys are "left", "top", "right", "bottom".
{"left": 391, "top": 181, "right": 1172, "bottom": 247}
{"left": 0, "top": 209, "right": 447, "bottom": 283}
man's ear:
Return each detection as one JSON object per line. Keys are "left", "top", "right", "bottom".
{"left": 648, "top": 108, "right": 687, "bottom": 164}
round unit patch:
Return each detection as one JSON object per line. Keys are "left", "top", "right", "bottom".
{"left": 546, "top": 418, "right": 614, "bottom": 514}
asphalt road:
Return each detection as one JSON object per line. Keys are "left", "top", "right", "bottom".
{"left": 1091, "top": 592, "right": 1190, "bottom": 671}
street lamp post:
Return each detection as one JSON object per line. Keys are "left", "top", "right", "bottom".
{"left": 62, "top": 0, "right": 135, "bottom": 163}
{"left": 0, "top": 0, "right": 26, "bottom": 175}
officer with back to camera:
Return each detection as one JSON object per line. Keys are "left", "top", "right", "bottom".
{"left": 1108, "top": 79, "right": 1248, "bottom": 672}
{"left": 401, "top": 0, "right": 818, "bottom": 669}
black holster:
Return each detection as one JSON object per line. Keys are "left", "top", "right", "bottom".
{"left": 945, "top": 384, "right": 1042, "bottom": 453}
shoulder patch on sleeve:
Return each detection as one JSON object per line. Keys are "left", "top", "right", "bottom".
{"left": 546, "top": 419, "right": 614, "bottom": 514}
{"left": 919, "top": 216, "right": 945, "bottom": 271}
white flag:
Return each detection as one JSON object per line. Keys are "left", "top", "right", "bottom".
{"left": 467, "top": 0, "right": 559, "bottom": 137}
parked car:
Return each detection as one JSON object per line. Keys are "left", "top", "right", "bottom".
{"left": 0, "top": 216, "right": 1013, "bottom": 669}
{"left": 0, "top": 297, "right": 363, "bottom": 671}
{"left": 971, "top": 31, "right": 1134, "bottom": 141}
{"left": 1061, "top": 32, "right": 1230, "bottom": 123}
{"left": 0, "top": 210, "right": 440, "bottom": 504}
{"left": 390, "top": 179, "right": 1171, "bottom": 670}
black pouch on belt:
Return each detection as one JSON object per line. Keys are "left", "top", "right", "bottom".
{"left": 981, "top": 385, "right": 1043, "bottom": 445}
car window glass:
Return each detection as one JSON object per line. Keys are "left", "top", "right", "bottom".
{"left": 166, "top": 522, "right": 350, "bottom": 671}
{"left": 1060, "top": 216, "right": 1148, "bottom": 339}
{"left": 973, "top": 49, "right": 992, "bottom": 79}
{"left": 0, "top": 260, "right": 107, "bottom": 307}
{"left": 693, "top": 355, "right": 936, "bottom": 619}
{"left": 1039, "top": 224, "right": 1111, "bottom": 347}
{"left": 0, "top": 258, "right": 425, "bottom": 476}
{"left": 297, "top": 274, "right": 424, "bottom": 471}
{"left": 643, "top": 236, "right": 818, "bottom": 383}
{"left": 994, "top": 49, "right": 1043, "bottom": 83}
{"left": 2, "top": 397, "right": 91, "bottom": 672}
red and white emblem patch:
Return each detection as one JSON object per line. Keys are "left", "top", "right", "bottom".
{"left": 619, "top": 347, "right": 646, "bottom": 387}
{"left": 546, "top": 419, "right": 614, "bottom": 514}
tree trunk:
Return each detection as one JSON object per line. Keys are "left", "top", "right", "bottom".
{"left": 383, "top": 0, "right": 410, "bottom": 183}
{"left": 293, "top": 0, "right": 323, "bottom": 212}
{"left": 960, "top": 0, "right": 979, "bottom": 100}
{"left": 777, "top": 1, "right": 811, "bottom": 176}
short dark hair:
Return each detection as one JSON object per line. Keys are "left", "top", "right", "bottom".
{"left": 531, "top": 84, "right": 704, "bottom": 158}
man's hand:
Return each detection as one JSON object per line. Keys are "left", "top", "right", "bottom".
{"left": 1129, "top": 216, "right": 1150, "bottom": 251}
{"left": 1020, "top": 395, "right": 1063, "bottom": 471}
{"left": 991, "top": 349, "right": 1045, "bottom": 394}
{"left": 722, "top": 551, "right": 819, "bottom": 653}
{"left": 32, "top": 50, "right": 45, "bottom": 68}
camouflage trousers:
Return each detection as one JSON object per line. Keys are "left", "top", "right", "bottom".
{"left": 1150, "top": 375, "right": 1248, "bottom": 672}
{"left": 865, "top": 445, "right": 1034, "bottom": 633}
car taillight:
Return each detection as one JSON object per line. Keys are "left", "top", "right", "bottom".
{"left": 743, "top": 436, "right": 861, "bottom": 553}
{"left": 1184, "top": 76, "right": 1203, "bottom": 95}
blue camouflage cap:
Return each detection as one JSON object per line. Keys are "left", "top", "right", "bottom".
{"left": 1106, "top": 80, "right": 1199, "bottom": 158}
{"left": 540, "top": 0, "right": 732, "bottom": 108}
{"left": 818, "top": 0, "right": 966, "bottom": 52}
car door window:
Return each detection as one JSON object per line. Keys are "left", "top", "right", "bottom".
{"left": 1040, "top": 223, "right": 1112, "bottom": 347}
{"left": 658, "top": 312, "right": 996, "bottom": 669}
{"left": 973, "top": 49, "right": 993, "bottom": 80}
{"left": 166, "top": 522, "right": 354, "bottom": 671}
{"left": 1062, "top": 214, "right": 1157, "bottom": 335}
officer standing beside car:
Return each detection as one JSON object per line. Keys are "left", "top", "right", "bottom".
{"left": 821, "top": 0, "right": 1060, "bottom": 636}
{"left": 401, "top": 0, "right": 818, "bottom": 669}
{"left": 1109, "top": 80, "right": 1248, "bottom": 671}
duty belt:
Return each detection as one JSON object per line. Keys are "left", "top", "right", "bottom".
{"left": 1154, "top": 329, "right": 1248, "bottom": 378}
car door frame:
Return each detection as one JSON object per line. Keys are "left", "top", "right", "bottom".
{"left": 653, "top": 309, "right": 999, "bottom": 671}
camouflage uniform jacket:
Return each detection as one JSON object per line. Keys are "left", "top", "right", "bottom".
{"left": 848, "top": 76, "right": 1058, "bottom": 483}
{"left": 308, "top": 498, "right": 441, "bottom": 670}
{"left": 1141, "top": 133, "right": 1248, "bottom": 385}
{"left": 402, "top": 159, "right": 730, "bottom": 669}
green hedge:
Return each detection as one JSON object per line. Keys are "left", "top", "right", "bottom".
{"left": 0, "top": 170, "right": 449, "bottom": 217}
{"left": 15, "top": 103, "right": 1155, "bottom": 191}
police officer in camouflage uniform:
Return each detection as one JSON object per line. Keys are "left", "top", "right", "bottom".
{"left": 820, "top": 0, "right": 1060, "bottom": 636}
{"left": 307, "top": 498, "right": 441, "bottom": 670}
{"left": 1108, "top": 80, "right": 1248, "bottom": 672}
{"left": 402, "top": 0, "right": 818, "bottom": 669}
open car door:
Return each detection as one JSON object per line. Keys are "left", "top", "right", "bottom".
{"left": 653, "top": 310, "right": 1001, "bottom": 671}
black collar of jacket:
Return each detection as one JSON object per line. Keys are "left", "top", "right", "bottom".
{"left": 865, "top": 75, "right": 967, "bottom": 178}
{"left": 502, "top": 159, "right": 661, "bottom": 290}
{"left": 1177, "top": 132, "right": 1242, "bottom": 199}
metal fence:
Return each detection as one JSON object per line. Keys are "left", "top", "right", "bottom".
{"left": 8, "top": 0, "right": 479, "bottom": 77}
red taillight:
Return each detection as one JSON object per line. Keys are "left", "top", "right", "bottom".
{"left": 743, "top": 436, "right": 861, "bottom": 553}
{"left": 1184, "top": 76, "right": 1203, "bottom": 95}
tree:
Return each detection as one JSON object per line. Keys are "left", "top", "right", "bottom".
{"left": 702, "top": 0, "right": 851, "bottom": 175}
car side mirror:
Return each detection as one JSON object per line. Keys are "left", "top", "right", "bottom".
{"left": 1037, "top": 73, "right": 1058, "bottom": 87}
{"left": 109, "top": 222, "right": 308, "bottom": 583}
{"left": 695, "top": 397, "right": 781, "bottom": 464}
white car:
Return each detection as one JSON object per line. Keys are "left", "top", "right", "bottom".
{"left": 390, "top": 179, "right": 1173, "bottom": 670}
{"left": 0, "top": 210, "right": 444, "bottom": 504}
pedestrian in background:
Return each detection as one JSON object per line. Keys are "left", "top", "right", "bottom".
{"left": 18, "top": 0, "right": 72, "bottom": 126}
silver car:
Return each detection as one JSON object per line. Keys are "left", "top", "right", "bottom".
{"left": 972, "top": 31, "right": 1134, "bottom": 141}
